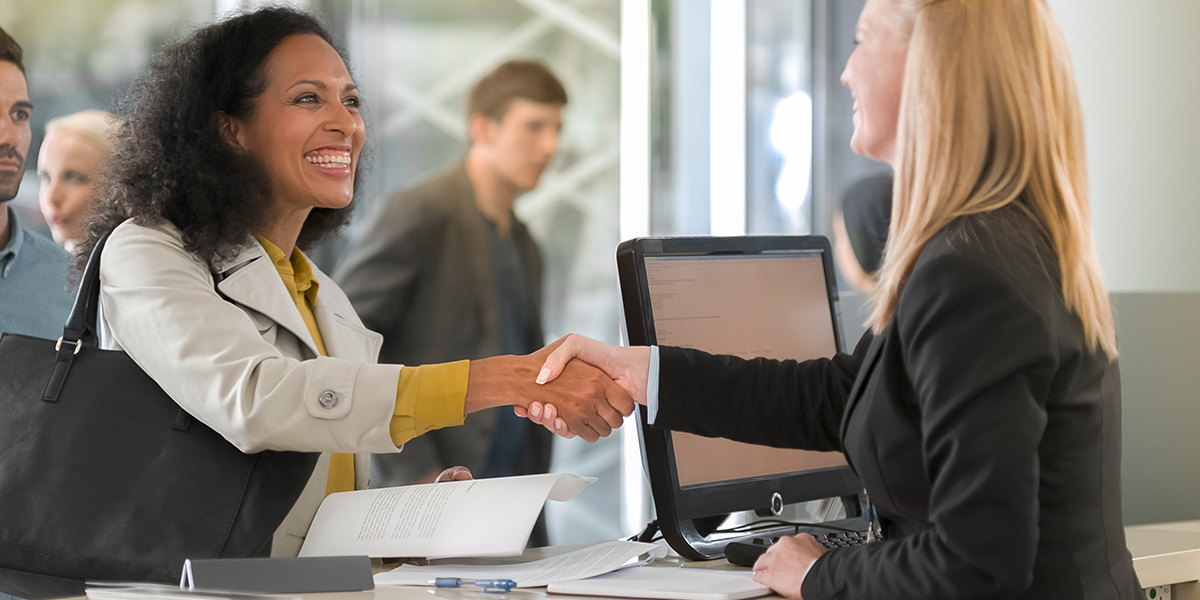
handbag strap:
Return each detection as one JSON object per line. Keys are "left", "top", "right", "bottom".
{"left": 40, "top": 229, "right": 111, "bottom": 403}
{"left": 60, "top": 229, "right": 112, "bottom": 348}
{"left": 41, "top": 227, "right": 196, "bottom": 433}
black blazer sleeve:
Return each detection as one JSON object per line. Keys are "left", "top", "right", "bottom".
{"left": 653, "top": 332, "right": 874, "bottom": 451}
{"left": 804, "top": 253, "right": 1056, "bottom": 600}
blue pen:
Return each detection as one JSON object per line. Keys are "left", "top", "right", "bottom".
{"left": 430, "top": 577, "right": 518, "bottom": 593}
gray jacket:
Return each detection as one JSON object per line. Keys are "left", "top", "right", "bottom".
{"left": 335, "top": 161, "right": 550, "bottom": 485}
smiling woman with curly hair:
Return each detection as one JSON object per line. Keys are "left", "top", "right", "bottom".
{"left": 79, "top": 6, "right": 633, "bottom": 561}
{"left": 78, "top": 9, "right": 351, "bottom": 267}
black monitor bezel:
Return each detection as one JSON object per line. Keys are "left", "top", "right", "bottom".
{"left": 618, "top": 235, "right": 864, "bottom": 523}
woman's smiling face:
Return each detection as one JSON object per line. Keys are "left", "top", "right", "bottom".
{"left": 841, "top": 0, "right": 909, "bottom": 166}
{"left": 224, "top": 33, "right": 365, "bottom": 213}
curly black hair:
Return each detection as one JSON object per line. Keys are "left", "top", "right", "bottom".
{"left": 76, "top": 7, "right": 359, "bottom": 272}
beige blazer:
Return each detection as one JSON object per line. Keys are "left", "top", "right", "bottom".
{"left": 97, "top": 220, "right": 405, "bottom": 556}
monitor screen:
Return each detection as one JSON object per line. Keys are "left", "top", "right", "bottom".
{"left": 644, "top": 253, "right": 848, "bottom": 488}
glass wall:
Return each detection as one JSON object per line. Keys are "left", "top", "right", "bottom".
{"left": 746, "top": 0, "right": 813, "bottom": 235}
{"left": 649, "top": 0, "right": 820, "bottom": 238}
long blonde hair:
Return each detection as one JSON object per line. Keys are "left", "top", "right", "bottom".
{"left": 871, "top": 0, "right": 1117, "bottom": 358}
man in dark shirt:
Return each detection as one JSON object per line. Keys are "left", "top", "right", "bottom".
{"left": 0, "top": 27, "right": 73, "bottom": 343}
{"left": 335, "top": 61, "right": 567, "bottom": 506}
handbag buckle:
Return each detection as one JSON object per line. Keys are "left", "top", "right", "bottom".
{"left": 55, "top": 337, "right": 83, "bottom": 355}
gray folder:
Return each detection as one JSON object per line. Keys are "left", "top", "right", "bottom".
{"left": 180, "top": 555, "right": 374, "bottom": 594}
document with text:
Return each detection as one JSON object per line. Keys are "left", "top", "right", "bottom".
{"left": 298, "top": 473, "right": 596, "bottom": 559}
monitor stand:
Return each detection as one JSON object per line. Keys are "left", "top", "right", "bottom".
{"left": 661, "top": 494, "right": 870, "bottom": 561}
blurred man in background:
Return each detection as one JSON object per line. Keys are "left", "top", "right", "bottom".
{"left": 0, "top": 26, "right": 73, "bottom": 342}
{"left": 336, "top": 61, "right": 566, "bottom": 543}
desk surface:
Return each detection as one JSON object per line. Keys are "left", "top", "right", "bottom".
{"left": 1126, "top": 520, "right": 1200, "bottom": 589}
{"left": 294, "top": 524, "right": 1200, "bottom": 600}
{"left": 363, "top": 546, "right": 771, "bottom": 600}
{"left": 367, "top": 522, "right": 1200, "bottom": 600}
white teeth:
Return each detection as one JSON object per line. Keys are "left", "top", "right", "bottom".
{"left": 305, "top": 154, "right": 351, "bottom": 167}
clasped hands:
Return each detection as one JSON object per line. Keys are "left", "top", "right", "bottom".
{"left": 515, "top": 334, "right": 651, "bottom": 440}
{"left": 464, "top": 334, "right": 645, "bottom": 443}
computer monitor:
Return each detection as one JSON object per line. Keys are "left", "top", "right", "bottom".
{"left": 617, "top": 236, "right": 866, "bottom": 560}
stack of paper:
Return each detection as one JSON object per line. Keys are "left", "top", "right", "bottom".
{"left": 374, "top": 540, "right": 665, "bottom": 588}
{"left": 548, "top": 567, "right": 772, "bottom": 600}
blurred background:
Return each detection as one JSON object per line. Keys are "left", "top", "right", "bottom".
{"left": 4, "top": 0, "right": 1198, "bottom": 541}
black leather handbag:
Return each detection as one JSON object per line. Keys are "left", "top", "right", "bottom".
{"left": 0, "top": 231, "right": 317, "bottom": 599}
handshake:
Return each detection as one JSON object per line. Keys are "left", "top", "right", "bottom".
{"left": 465, "top": 335, "right": 651, "bottom": 443}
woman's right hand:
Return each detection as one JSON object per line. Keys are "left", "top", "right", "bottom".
{"left": 434, "top": 466, "right": 473, "bottom": 483}
{"left": 518, "top": 335, "right": 652, "bottom": 437}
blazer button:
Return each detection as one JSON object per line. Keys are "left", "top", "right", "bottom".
{"left": 318, "top": 390, "right": 339, "bottom": 409}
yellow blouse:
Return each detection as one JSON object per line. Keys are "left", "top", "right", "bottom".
{"left": 257, "top": 236, "right": 468, "bottom": 496}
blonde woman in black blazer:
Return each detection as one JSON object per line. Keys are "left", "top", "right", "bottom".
{"left": 526, "top": 0, "right": 1140, "bottom": 598}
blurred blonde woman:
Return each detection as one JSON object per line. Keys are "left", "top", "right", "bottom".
{"left": 37, "top": 109, "right": 116, "bottom": 251}
{"left": 529, "top": 0, "right": 1140, "bottom": 597}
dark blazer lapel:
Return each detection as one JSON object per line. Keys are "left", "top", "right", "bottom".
{"left": 840, "top": 330, "right": 886, "bottom": 444}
